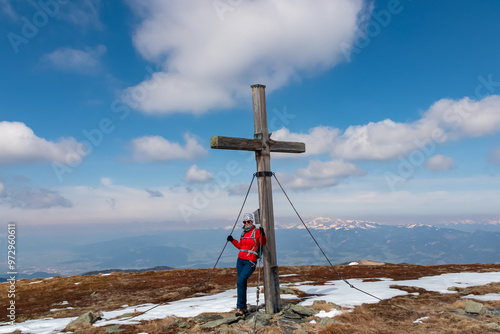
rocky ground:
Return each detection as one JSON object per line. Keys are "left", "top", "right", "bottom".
{"left": 1, "top": 263, "right": 500, "bottom": 333}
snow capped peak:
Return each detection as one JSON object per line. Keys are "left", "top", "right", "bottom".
{"left": 400, "top": 224, "right": 439, "bottom": 230}
{"left": 275, "top": 217, "right": 380, "bottom": 230}
{"left": 405, "top": 223, "right": 434, "bottom": 229}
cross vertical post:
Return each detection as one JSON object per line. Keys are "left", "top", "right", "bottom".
{"left": 252, "top": 84, "right": 280, "bottom": 313}
{"left": 210, "top": 84, "right": 305, "bottom": 314}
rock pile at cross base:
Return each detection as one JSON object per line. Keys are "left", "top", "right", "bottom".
{"left": 162, "top": 302, "right": 342, "bottom": 334}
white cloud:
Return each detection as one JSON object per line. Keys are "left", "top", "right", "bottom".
{"left": 0, "top": 121, "right": 86, "bottom": 166}
{"left": 185, "top": 164, "right": 213, "bottom": 183}
{"left": 424, "top": 95, "right": 500, "bottom": 140}
{"left": 277, "top": 159, "right": 365, "bottom": 190}
{"left": 425, "top": 155, "right": 456, "bottom": 171}
{"left": 2, "top": 175, "right": 500, "bottom": 226}
{"left": 0, "top": 182, "right": 4, "bottom": 196}
{"left": 43, "top": 45, "right": 106, "bottom": 73}
{"left": 131, "top": 133, "right": 207, "bottom": 162}
{"left": 2, "top": 187, "right": 72, "bottom": 209}
{"left": 489, "top": 147, "right": 500, "bottom": 165}
{"left": 272, "top": 126, "right": 339, "bottom": 157}
{"left": 125, "top": 0, "right": 367, "bottom": 114}
{"left": 275, "top": 95, "right": 500, "bottom": 162}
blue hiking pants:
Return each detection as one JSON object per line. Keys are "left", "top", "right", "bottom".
{"left": 236, "top": 257, "right": 256, "bottom": 310}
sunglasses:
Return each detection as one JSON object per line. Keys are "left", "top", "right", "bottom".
{"left": 243, "top": 220, "right": 253, "bottom": 224}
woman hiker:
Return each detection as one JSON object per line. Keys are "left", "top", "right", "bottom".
{"left": 227, "top": 213, "right": 266, "bottom": 316}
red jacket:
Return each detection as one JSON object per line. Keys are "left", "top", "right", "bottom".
{"left": 231, "top": 225, "right": 266, "bottom": 262}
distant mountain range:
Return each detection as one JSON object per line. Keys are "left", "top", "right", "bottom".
{"left": 274, "top": 218, "right": 500, "bottom": 266}
{"left": 3, "top": 218, "right": 499, "bottom": 279}
{"left": 275, "top": 217, "right": 380, "bottom": 230}
{"left": 0, "top": 266, "right": 175, "bottom": 282}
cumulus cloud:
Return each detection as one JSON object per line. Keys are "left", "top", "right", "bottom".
{"left": 424, "top": 95, "right": 500, "bottom": 140}
{"left": 425, "top": 155, "right": 456, "bottom": 171}
{"left": 43, "top": 45, "right": 106, "bottom": 73}
{"left": 0, "top": 121, "right": 86, "bottom": 166}
{"left": 185, "top": 164, "right": 213, "bottom": 183}
{"left": 125, "top": 0, "right": 367, "bottom": 114}
{"left": 277, "top": 159, "right": 365, "bottom": 190}
{"left": 272, "top": 126, "right": 339, "bottom": 157}
{"left": 275, "top": 95, "right": 500, "bottom": 162}
{"left": 2, "top": 187, "right": 72, "bottom": 209}
{"left": 131, "top": 133, "right": 206, "bottom": 162}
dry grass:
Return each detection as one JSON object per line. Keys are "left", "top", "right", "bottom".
{"left": 466, "top": 282, "right": 500, "bottom": 296}
{"left": 1, "top": 263, "right": 500, "bottom": 333}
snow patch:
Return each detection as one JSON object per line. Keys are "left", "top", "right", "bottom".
{"left": 413, "top": 316, "right": 429, "bottom": 323}
{"left": 462, "top": 293, "right": 500, "bottom": 301}
{"left": 316, "top": 310, "right": 343, "bottom": 318}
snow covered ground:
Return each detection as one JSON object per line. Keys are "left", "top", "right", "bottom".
{"left": 1, "top": 272, "right": 499, "bottom": 334}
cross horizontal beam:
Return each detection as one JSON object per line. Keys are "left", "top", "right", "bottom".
{"left": 210, "top": 136, "right": 305, "bottom": 154}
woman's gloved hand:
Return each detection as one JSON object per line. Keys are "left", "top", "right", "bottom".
{"left": 227, "top": 235, "right": 234, "bottom": 242}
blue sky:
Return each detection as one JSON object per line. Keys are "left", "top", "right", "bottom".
{"left": 1, "top": 0, "right": 500, "bottom": 229}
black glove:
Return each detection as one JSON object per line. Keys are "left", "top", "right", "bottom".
{"left": 227, "top": 235, "right": 234, "bottom": 242}
{"left": 259, "top": 227, "right": 265, "bottom": 237}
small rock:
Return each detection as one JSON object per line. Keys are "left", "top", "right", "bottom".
{"left": 90, "top": 291, "right": 99, "bottom": 298}
{"left": 200, "top": 314, "right": 240, "bottom": 328}
{"left": 245, "top": 313, "right": 273, "bottom": 328}
{"left": 65, "top": 310, "right": 103, "bottom": 331}
{"left": 277, "top": 318, "right": 302, "bottom": 334}
{"left": 104, "top": 324, "right": 125, "bottom": 333}
{"left": 465, "top": 300, "right": 486, "bottom": 314}
{"left": 447, "top": 286, "right": 459, "bottom": 292}
{"left": 290, "top": 304, "right": 317, "bottom": 317}
{"left": 221, "top": 269, "right": 227, "bottom": 274}
{"left": 486, "top": 323, "right": 500, "bottom": 331}
{"left": 283, "top": 309, "right": 302, "bottom": 320}
{"left": 192, "top": 313, "right": 224, "bottom": 323}
{"left": 162, "top": 319, "right": 191, "bottom": 330}
{"left": 486, "top": 307, "right": 500, "bottom": 316}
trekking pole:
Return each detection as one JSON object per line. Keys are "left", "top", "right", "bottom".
{"left": 253, "top": 229, "right": 263, "bottom": 334}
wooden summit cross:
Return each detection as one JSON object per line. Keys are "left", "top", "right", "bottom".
{"left": 210, "top": 84, "right": 305, "bottom": 314}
